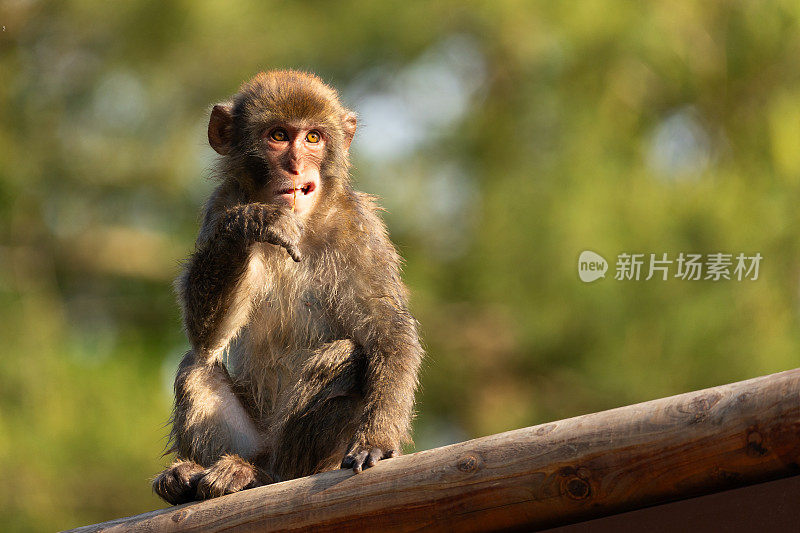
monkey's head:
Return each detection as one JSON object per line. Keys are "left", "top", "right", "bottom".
{"left": 208, "top": 70, "right": 357, "bottom": 216}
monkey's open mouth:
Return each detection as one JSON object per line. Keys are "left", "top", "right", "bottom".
{"left": 277, "top": 182, "right": 316, "bottom": 197}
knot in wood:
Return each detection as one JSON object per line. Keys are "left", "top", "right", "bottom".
{"left": 563, "top": 476, "right": 591, "bottom": 500}
{"left": 171, "top": 510, "right": 187, "bottom": 523}
{"left": 746, "top": 428, "right": 768, "bottom": 457}
{"left": 457, "top": 455, "right": 480, "bottom": 473}
{"left": 685, "top": 392, "right": 722, "bottom": 424}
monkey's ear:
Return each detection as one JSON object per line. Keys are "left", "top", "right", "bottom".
{"left": 342, "top": 112, "right": 357, "bottom": 152}
{"left": 208, "top": 103, "right": 234, "bottom": 155}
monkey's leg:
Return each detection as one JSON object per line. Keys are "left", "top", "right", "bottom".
{"left": 153, "top": 351, "right": 266, "bottom": 503}
{"left": 183, "top": 340, "right": 364, "bottom": 497}
{"left": 267, "top": 339, "right": 369, "bottom": 482}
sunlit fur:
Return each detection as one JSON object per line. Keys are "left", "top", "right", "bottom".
{"left": 153, "top": 70, "right": 423, "bottom": 504}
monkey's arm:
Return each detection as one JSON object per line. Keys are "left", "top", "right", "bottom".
{"left": 341, "top": 270, "right": 424, "bottom": 472}
{"left": 179, "top": 202, "right": 303, "bottom": 360}
{"left": 158, "top": 202, "right": 303, "bottom": 498}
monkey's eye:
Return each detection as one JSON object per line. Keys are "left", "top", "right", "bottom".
{"left": 306, "top": 131, "right": 321, "bottom": 143}
{"left": 269, "top": 129, "right": 288, "bottom": 142}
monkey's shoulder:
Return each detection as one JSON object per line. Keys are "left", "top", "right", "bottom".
{"left": 337, "top": 190, "right": 396, "bottom": 246}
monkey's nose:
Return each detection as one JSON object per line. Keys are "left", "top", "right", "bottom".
{"left": 285, "top": 159, "right": 302, "bottom": 174}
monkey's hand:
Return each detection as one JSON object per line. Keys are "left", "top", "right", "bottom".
{"left": 222, "top": 204, "right": 304, "bottom": 262}
{"left": 341, "top": 441, "right": 399, "bottom": 474}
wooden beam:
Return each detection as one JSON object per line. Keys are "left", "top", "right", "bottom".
{"left": 66, "top": 368, "right": 800, "bottom": 532}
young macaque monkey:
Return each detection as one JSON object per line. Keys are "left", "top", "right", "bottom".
{"left": 152, "top": 70, "right": 424, "bottom": 504}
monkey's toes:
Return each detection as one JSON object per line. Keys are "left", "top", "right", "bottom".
{"left": 195, "top": 454, "right": 260, "bottom": 500}
{"left": 153, "top": 460, "right": 205, "bottom": 505}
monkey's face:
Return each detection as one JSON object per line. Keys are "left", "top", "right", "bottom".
{"left": 261, "top": 122, "right": 325, "bottom": 216}
{"left": 208, "top": 71, "right": 358, "bottom": 216}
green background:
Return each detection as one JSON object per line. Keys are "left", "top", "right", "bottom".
{"left": 1, "top": 1, "right": 799, "bottom": 530}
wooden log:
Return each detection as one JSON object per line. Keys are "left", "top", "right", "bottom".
{"left": 66, "top": 368, "right": 800, "bottom": 533}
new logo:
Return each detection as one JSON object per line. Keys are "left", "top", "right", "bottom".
{"left": 578, "top": 251, "right": 608, "bottom": 283}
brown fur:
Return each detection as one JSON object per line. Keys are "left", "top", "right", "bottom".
{"left": 153, "top": 70, "right": 424, "bottom": 504}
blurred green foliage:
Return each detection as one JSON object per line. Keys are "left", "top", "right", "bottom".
{"left": 1, "top": 1, "right": 800, "bottom": 530}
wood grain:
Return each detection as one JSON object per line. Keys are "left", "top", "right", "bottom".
{"left": 65, "top": 368, "right": 800, "bottom": 532}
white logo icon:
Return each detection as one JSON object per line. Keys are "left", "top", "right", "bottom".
{"left": 578, "top": 251, "right": 608, "bottom": 282}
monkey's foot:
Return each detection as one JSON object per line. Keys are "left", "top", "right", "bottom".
{"left": 195, "top": 454, "right": 262, "bottom": 499}
{"left": 341, "top": 446, "right": 399, "bottom": 473}
{"left": 153, "top": 460, "right": 205, "bottom": 505}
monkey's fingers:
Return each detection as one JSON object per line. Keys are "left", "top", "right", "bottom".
{"left": 264, "top": 230, "right": 303, "bottom": 262}
{"left": 284, "top": 244, "right": 302, "bottom": 262}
